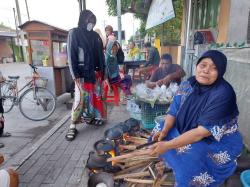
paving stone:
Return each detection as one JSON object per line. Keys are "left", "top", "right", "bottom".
{"left": 40, "top": 133, "right": 60, "bottom": 149}
{"left": 36, "top": 154, "right": 51, "bottom": 167}
{"left": 78, "top": 168, "right": 89, "bottom": 187}
{"left": 67, "top": 167, "right": 83, "bottom": 185}
{"left": 40, "top": 184, "right": 55, "bottom": 187}
{"left": 50, "top": 132, "right": 66, "bottom": 147}
{"left": 49, "top": 149, "right": 65, "bottom": 161}
{"left": 29, "top": 174, "right": 47, "bottom": 187}
{"left": 76, "top": 154, "right": 88, "bottom": 168}
{"left": 58, "top": 140, "right": 70, "bottom": 150}
{"left": 28, "top": 148, "right": 46, "bottom": 160}
{"left": 70, "top": 150, "right": 83, "bottom": 161}
{"left": 43, "top": 166, "right": 63, "bottom": 184}
{"left": 17, "top": 159, "right": 37, "bottom": 175}
{"left": 66, "top": 184, "right": 79, "bottom": 187}
{"left": 44, "top": 143, "right": 60, "bottom": 155}
{"left": 53, "top": 160, "right": 77, "bottom": 186}
{"left": 19, "top": 183, "right": 28, "bottom": 187}
{"left": 38, "top": 160, "right": 56, "bottom": 175}
{"left": 15, "top": 105, "right": 130, "bottom": 186}
{"left": 54, "top": 154, "right": 71, "bottom": 168}
{"left": 64, "top": 143, "right": 78, "bottom": 154}
{"left": 20, "top": 163, "right": 43, "bottom": 183}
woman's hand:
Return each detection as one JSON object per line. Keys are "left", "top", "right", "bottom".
{"left": 150, "top": 141, "right": 169, "bottom": 156}
{"left": 152, "top": 131, "right": 167, "bottom": 142}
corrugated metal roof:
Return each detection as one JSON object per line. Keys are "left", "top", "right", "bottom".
{"left": 0, "top": 31, "right": 17, "bottom": 37}
{"left": 19, "top": 20, "right": 68, "bottom": 33}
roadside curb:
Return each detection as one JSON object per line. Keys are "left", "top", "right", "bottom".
{"left": 13, "top": 114, "right": 70, "bottom": 170}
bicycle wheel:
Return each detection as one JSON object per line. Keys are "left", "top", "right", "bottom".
{"left": 19, "top": 87, "right": 56, "bottom": 121}
{"left": 0, "top": 81, "right": 15, "bottom": 113}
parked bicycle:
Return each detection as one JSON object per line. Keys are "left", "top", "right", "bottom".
{"left": 0, "top": 64, "right": 56, "bottom": 121}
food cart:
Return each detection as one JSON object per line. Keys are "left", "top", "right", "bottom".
{"left": 19, "top": 20, "right": 73, "bottom": 96}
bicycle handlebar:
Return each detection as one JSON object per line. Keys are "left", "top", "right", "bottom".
{"left": 29, "top": 64, "right": 38, "bottom": 72}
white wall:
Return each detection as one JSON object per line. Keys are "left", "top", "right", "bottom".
{"left": 227, "top": 0, "right": 250, "bottom": 43}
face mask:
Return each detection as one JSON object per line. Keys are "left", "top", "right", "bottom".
{"left": 87, "top": 23, "right": 94, "bottom": 31}
{"left": 105, "top": 31, "right": 110, "bottom": 36}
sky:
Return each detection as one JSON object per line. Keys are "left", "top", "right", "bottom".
{"left": 0, "top": 0, "right": 140, "bottom": 41}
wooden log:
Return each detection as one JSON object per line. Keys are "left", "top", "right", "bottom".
{"left": 110, "top": 156, "right": 156, "bottom": 164}
{"left": 114, "top": 163, "right": 126, "bottom": 170}
{"left": 124, "top": 156, "right": 158, "bottom": 163}
{"left": 123, "top": 156, "right": 158, "bottom": 163}
{"left": 125, "top": 178, "right": 154, "bottom": 184}
{"left": 129, "top": 162, "right": 154, "bottom": 187}
{"left": 126, "top": 139, "right": 147, "bottom": 145}
{"left": 114, "top": 171, "right": 150, "bottom": 180}
{"left": 125, "top": 178, "right": 174, "bottom": 186}
{"left": 153, "top": 174, "right": 168, "bottom": 187}
{"left": 126, "top": 137, "right": 148, "bottom": 144}
{"left": 159, "top": 180, "right": 174, "bottom": 186}
{"left": 114, "top": 162, "right": 150, "bottom": 175}
{"left": 119, "top": 144, "right": 136, "bottom": 150}
{"left": 139, "top": 132, "right": 150, "bottom": 139}
{"left": 107, "top": 149, "right": 152, "bottom": 162}
{"left": 124, "top": 160, "right": 151, "bottom": 168}
{"left": 128, "top": 136, "right": 148, "bottom": 141}
{"left": 149, "top": 166, "right": 156, "bottom": 180}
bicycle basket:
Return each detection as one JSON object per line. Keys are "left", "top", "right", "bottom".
{"left": 25, "top": 77, "right": 48, "bottom": 88}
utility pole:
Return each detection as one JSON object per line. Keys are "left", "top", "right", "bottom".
{"left": 183, "top": 0, "right": 192, "bottom": 78}
{"left": 78, "top": 0, "right": 82, "bottom": 12}
{"left": 117, "top": 0, "right": 122, "bottom": 44}
{"left": 24, "top": 0, "right": 30, "bottom": 21}
{"left": 15, "top": 0, "right": 27, "bottom": 62}
{"left": 13, "top": 8, "right": 20, "bottom": 45}
{"left": 78, "top": 0, "right": 86, "bottom": 12}
{"left": 82, "top": 0, "right": 86, "bottom": 11}
{"left": 13, "top": 8, "right": 20, "bottom": 62}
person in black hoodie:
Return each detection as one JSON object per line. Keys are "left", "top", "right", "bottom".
{"left": 66, "top": 10, "right": 106, "bottom": 141}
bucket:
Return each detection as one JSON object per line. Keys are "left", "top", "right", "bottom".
{"left": 139, "top": 100, "right": 169, "bottom": 130}
{"left": 241, "top": 169, "right": 250, "bottom": 187}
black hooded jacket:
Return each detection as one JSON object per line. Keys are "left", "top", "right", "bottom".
{"left": 67, "top": 10, "right": 105, "bottom": 83}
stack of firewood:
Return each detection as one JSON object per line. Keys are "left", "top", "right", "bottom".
{"left": 108, "top": 142, "right": 174, "bottom": 187}
{"left": 87, "top": 119, "right": 174, "bottom": 187}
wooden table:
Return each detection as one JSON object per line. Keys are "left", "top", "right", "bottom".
{"left": 124, "top": 60, "right": 147, "bottom": 74}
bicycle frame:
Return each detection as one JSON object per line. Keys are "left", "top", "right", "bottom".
{"left": 1, "top": 64, "right": 56, "bottom": 120}
{"left": 2, "top": 69, "right": 40, "bottom": 105}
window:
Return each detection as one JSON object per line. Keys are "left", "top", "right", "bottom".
{"left": 191, "top": 0, "right": 221, "bottom": 30}
{"left": 30, "top": 40, "right": 49, "bottom": 66}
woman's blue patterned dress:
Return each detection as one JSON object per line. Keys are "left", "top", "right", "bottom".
{"left": 152, "top": 81, "right": 243, "bottom": 187}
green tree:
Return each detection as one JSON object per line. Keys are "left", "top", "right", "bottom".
{"left": 105, "top": 0, "right": 184, "bottom": 43}
{"left": 105, "top": 0, "right": 149, "bottom": 20}
{"left": 151, "top": 0, "right": 184, "bottom": 45}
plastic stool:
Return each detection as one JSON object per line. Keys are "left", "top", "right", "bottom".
{"left": 104, "top": 81, "right": 120, "bottom": 106}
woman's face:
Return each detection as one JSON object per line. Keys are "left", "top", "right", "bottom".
{"left": 111, "top": 44, "right": 118, "bottom": 55}
{"left": 195, "top": 58, "right": 218, "bottom": 85}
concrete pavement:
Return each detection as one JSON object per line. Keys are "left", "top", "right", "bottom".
{"left": 16, "top": 105, "right": 130, "bottom": 187}
{"left": 0, "top": 62, "right": 72, "bottom": 167}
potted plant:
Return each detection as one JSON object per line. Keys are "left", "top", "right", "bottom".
{"left": 42, "top": 56, "right": 49, "bottom": 66}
